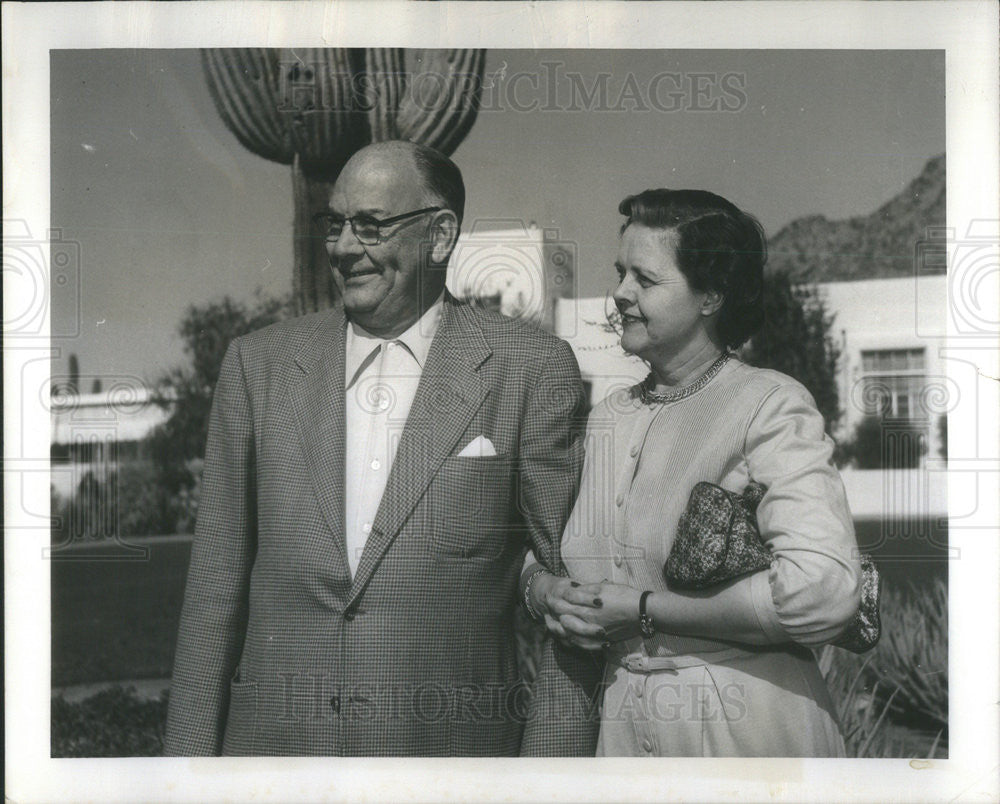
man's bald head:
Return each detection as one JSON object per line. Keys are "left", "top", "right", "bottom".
{"left": 341, "top": 141, "right": 465, "bottom": 226}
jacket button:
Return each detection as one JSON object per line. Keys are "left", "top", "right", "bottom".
{"left": 329, "top": 695, "right": 340, "bottom": 713}
{"left": 344, "top": 610, "right": 355, "bottom": 622}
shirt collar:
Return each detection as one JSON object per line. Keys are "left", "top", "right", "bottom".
{"left": 345, "top": 292, "right": 445, "bottom": 388}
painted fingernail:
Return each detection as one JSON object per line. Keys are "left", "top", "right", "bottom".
{"left": 594, "top": 598, "right": 603, "bottom": 607}
{"left": 570, "top": 581, "right": 580, "bottom": 588}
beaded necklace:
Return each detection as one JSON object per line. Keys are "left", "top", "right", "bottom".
{"left": 634, "top": 352, "right": 731, "bottom": 405}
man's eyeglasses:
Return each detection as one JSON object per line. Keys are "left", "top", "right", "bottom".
{"left": 312, "top": 207, "right": 443, "bottom": 245}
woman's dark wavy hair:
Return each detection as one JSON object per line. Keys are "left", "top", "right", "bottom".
{"left": 618, "top": 189, "right": 767, "bottom": 349}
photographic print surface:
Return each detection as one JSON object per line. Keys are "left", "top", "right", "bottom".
{"left": 5, "top": 2, "right": 998, "bottom": 802}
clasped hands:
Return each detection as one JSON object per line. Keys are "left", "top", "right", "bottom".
{"left": 531, "top": 573, "right": 646, "bottom": 651}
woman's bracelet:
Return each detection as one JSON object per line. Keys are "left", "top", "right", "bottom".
{"left": 523, "top": 568, "right": 550, "bottom": 623}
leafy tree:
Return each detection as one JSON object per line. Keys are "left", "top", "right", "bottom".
{"left": 148, "top": 290, "right": 294, "bottom": 492}
{"left": 742, "top": 269, "right": 842, "bottom": 433}
{"left": 845, "top": 415, "right": 927, "bottom": 470}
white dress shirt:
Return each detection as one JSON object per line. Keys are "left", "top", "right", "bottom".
{"left": 343, "top": 295, "right": 444, "bottom": 576}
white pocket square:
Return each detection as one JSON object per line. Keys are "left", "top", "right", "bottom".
{"left": 457, "top": 435, "right": 497, "bottom": 457}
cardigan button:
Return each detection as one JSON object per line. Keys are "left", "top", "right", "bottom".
{"left": 613, "top": 554, "right": 623, "bottom": 567}
{"left": 616, "top": 494, "right": 625, "bottom": 507}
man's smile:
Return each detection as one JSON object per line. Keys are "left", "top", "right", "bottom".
{"left": 341, "top": 266, "right": 382, "bottom": 283}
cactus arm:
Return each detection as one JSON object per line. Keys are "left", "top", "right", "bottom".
{"left": 396, "top": 49, "right": 486, "bottom": 155}
{"left": 201, "top": 49, "right": 293, "bottom": 164}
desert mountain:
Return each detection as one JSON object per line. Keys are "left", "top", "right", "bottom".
{"left": 768, "top": 155, "right": 945, "bottom": 281}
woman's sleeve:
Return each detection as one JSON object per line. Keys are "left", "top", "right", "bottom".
{"left": 744, "top": 381, "right": 862, "bottom": 647}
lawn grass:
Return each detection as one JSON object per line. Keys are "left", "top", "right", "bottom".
{"left": 51, "top": 538, "right": 191, "bottom": 687}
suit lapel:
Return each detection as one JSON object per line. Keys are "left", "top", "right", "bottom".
{"left": 289, "top": 306, "right": 352, "bottom": 582}
{"left": 346, "top": 299, "right": 491, "bottom": 607}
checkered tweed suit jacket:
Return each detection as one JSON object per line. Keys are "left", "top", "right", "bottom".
{"left": 164, "top": 296, "right": 601, "bottom": 756}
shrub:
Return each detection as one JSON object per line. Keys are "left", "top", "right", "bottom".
{"left": 845, "top": 415, "right": 928, "bottom": 469}
{"left": 51, "top": 686, "right": 169, "bottom": 757}
{"left": 819, "top": 578, "right": 947, "bottom": 757}
{"left": 869, "top": 578, "right": 948, "bottom": 731}
{"left": 51, "top": 463, "right": 203, "bottom": 542}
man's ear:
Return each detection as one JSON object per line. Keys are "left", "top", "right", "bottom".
{"left": 429, "top": 210, "right": 460, "bottom": 264}
{"left": 701, "top": 289, "right": 724, "bottom": 317}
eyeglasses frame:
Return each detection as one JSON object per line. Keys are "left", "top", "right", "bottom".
{"left": 312, "top": 206, "right": 445, "bottom": 245}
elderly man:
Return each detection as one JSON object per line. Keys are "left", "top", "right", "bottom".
{"left": 164, "top": 141, "right": 600, "bottom": 756}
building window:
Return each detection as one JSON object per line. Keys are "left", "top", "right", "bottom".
{"left": 860, "top": 348, "right": 926, "bottom": 418}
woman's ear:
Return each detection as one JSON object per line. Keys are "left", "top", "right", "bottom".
{"left": 701, "top": 289, "right": 724, "bottom": 316}
{"left": 429, "top": 210, "right": 460, "bottom": 264}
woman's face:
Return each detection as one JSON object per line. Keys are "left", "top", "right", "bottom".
{"left": 613, "top": 224, "right": 710, "bottom": 366}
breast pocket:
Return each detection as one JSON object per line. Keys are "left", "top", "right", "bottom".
{"left": 426, "top": 455, "right": 519, "bottom": 560}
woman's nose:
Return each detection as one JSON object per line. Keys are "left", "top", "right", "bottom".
{"left": 613, "top": 281, "right": 633, "bottom": 308}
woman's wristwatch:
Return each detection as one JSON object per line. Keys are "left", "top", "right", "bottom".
{"left": 639, "top": 590, "right": 656, "bottom": 638}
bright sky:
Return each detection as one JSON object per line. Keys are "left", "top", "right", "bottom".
{"left": 50, "top": 48, "right": 944, "bottom": 384}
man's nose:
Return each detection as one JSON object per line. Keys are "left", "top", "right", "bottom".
{"left": 330, "top": 222, "right": 364, "bottom": 259}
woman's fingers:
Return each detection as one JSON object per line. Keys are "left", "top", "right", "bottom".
{"left": 559, "top": 612, "right": 606, "bottom": 639}
{"left": 544, "top": 613, "right": 568, "bottom": 641}
{"left": 544, "top": 613, "right": 606, "bottom": 651}
{"left": 571, "top": 637, "right": 606, "bottom": 652}
{"left": 557, "top": 586, "right": 605, "bottom": 608}
{"left": 546, "top": 596, "right": 602, "bottom": 622}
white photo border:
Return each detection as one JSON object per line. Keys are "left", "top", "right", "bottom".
{"left": 4, "top": 1, "right": 998, "bottom": 802}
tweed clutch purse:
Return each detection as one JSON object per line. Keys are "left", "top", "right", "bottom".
{"left": 665, "top": 480, "right": 881, "bottom": 654}
{"left": 666, "top": 481, "right": 773, "bottom": 589}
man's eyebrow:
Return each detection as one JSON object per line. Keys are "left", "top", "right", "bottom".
{"left": 328, "top": 207, "right": 386, "bottom": 217}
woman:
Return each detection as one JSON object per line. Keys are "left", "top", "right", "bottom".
{"left": 523, "top": 189, "right": 862, "bottom": 757}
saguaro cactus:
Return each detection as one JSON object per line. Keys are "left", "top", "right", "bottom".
{"left": 202, "top": 48, "right": 486, "bottom": 313}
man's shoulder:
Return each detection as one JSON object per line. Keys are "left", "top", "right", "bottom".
{"left": 234, "top": 308, "right": 340, "bottom": 357}
{"left": 448, "top": 299, "right": 568, "bottom": 357}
